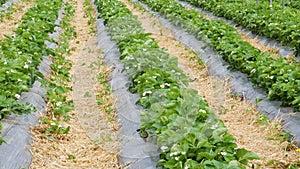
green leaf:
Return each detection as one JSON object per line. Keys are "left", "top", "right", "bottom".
{"left": 236, "top": 148, "right": 259, "bottom": 164}
{"left": 0, "top": 137, "right": 6, "bottom": 144}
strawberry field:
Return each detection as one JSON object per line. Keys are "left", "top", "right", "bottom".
{"left": 0, "top": 0, "right": 300, "bottom": 168}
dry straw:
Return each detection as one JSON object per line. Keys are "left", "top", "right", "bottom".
{"left": 122, "top": 1, "right": 300, "bottom": 167}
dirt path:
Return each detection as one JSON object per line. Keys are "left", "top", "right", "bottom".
{"left": 0, "top": 0, "right": 34, "bottom": 40}
{"left": 30, "top": 0, "right": 120, "bottom": 168}
{"left": 121, "top": 0, "right": 300, "bottom": 168}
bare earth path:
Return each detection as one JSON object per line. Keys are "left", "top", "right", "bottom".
{"left": 30, "top": 0, "right": 120, "bottom": 168}
{"left": 121, "top": 0, "right": 300, "bottom": 168}
{"left": 0, "top": 0, "right": 34, "bottom": 40}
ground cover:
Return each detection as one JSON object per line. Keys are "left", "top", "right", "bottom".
{"left": 180, "top": 1, "right": 291, "bottom": 59}
{"left": 180, "top": 0, "right": 300, "bottom": 56}
{"left": 124, "top": 0, "right": 300, "bottom": 168}
{"left": 94, "top": 0, "right": 265, "bottom": 168}
{"left": 30, "top": 0, "right": 120, "bottom": 168}
{"left": 284, "top": 0, "right": 300, "bottom": 9}
{"left": 0, "top": 0, "right": 8, "bottom": 7}
{"left": 0, "top": 0, "right": 299, "bottom": 168}
{"left": 139, "top": 0, "right": 300, "bottom": 111}
{"left": 0, "top": 0, "right": 64, "bottom": 142}
{"left": 0, "top": 0, "right": 34, "bottom": 40}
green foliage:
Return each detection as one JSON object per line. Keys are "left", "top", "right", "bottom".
{"left": 139, "top": 0, "right": 300, "bottom": 110}
{"left": 0, "top": 0, "right": 64, "bottom": 141}
{"left": 0, "top": 0, "right": 63, "bottom": 114}
{"left": 40, "top": 1, "right": 75, "bottom": 135}
{"left": 182, "top": 0, "right": 300, "bottom": 55}
{"left": 288, "top": 161, "right": 300, "bottom": 169}
{"left": 285, "top": 0, "right": 300, "bottom": 9}
{"left": 39, "top": 117, "right": 70, "bottom": 134}
{"left": 84, "top": 0, "right": 96, "bottom": 34}
{"left": 0, "top": 0, "right": 7, "bottom": 6}
{"left": 95, "top": 0, "right": 259, "bottom": 168}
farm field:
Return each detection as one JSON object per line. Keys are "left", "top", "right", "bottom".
{"left": 179, "top": 0, "right": 300, "bottom": 56}
{"left": 0, "top": 0, "right": 300, "bottom": 168}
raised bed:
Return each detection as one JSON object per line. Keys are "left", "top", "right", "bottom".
{"left": 137, "top": 0, "right": 300, "bottom": 147}
{"left": 94, "top": 0, "right": 258, "bottom": 168}
{"left": 180, "top": 0, "right": 300, "bottom": 56}
{"left": 0, "top": 0, "right": 69, "bottom": 167}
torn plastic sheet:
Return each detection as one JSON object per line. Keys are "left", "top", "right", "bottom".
{"left": 0, "top": 0, "right": 18, "bottom": 12}
{"left": 137, "top": 1, "right": 300, "bottom": 147}
{"left": 96, "top": 18, "right": 160, "bottom": 169}
{"left": 0, "top": 3, "right": 66, "bottom": 168}
{"left": 178, "top": 0, "right": 297, "bottom": 59}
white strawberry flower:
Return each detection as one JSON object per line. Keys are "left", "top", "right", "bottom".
{"left": 160, "top": 146, "right": 168, "bottom": 151}
{"left": 142, "top": 91, "right": 152, "bottom": 96}
{"left": 56, "top": 102, "right": 62, "bottom": 106}
{"left": 15, "top": 94, "right": 21, "bottom": 99}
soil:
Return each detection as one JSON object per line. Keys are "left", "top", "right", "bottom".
{"left": 0, "top": 0, "right": 34, "bottom": 40}
{"left": 120, "top": 0, "right": 300, "bottom": 168}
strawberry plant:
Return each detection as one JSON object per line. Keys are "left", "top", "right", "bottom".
{"left": 39, "top": 1, "right": 75, "bottom": 135}
{"left": 95, "top": 0, "right": 259, "bottom": 168}
{"left": 181, "top": 0, "right": 300, "bottom": 55}
{"left": 0, "top": 0, "right": 7, "bottom": 6}
{"left": 139, "top": 0, "right": 300, "bottom": 110}
{"left": 285, "top": 0, "right": 300, "bottom": 9}
{"left": 0, "top": 0, "right": 64, "bottom": 139}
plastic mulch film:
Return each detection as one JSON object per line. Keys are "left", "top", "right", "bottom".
{"left": 0, "top": 4, "right": 66, "bottom": 168}
{"left": 0, "top": 0, "right": 18, "bottom": 12}
{"left": 138, "top": 1, "right": 300, "bottom": 147}
{"left": 96, "top": 18, "right": 160, "bottom": 169}
{"left": 178, "top": 1, "right": 297, "bottom": 59}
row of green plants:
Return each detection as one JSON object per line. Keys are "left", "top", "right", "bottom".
{"left": 82, "top": 0, "right": 115, "bottom": 122}
{"left": 95, "top": 0, "right": 259, "bottom": 168}
{"left": 83, "top": 0, "right": 96, "bottom": 34}
{"left": 218, "top": 0, "right": 300, "bottom": 10}
{"left": 39, "top": 1, "right": 75, "bottom": 135}
{"left": 263, "top": 0, "right": 300, "bottom": 10}
{"left": 0, "top": 1, "right": 16, "bottom": 22}
{"left": 0, "top": 0, "right": 34, "bottom": 22}
{"left": 139, "top": 0, "right": 300, "bottom": 110}
{"left": 0, "top": 0, "right": 64, "bottom": 141}
{"left": 284, "top": 0, "right": 300, "bottom": 9}
{"left": 0, "top": 0, "right": 7, "bottom": 6}
{"left": 180, "top": 0, "right": 300, "bottom": 56}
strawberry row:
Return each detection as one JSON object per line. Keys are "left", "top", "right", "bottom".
{"left": 181, "top": 0, "right": 300, "bottom": 56}
{"left": 95, "top": 0, "right": 258, "bottom": 168}
{"left": 0, "top": 0, "right": 63, "bottom": 136}
{"left": 139, "top": 0, "right": 300, "bottom": 110}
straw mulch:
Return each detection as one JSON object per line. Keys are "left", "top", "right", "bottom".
{"left": 30, "top": 0, "right": 120, "bottom": 168}
{"left": 122, "top": 1, "right": 300, "bottom": 168}
{"left": 0, "top": 0, "right": 35, "bottom": 40}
